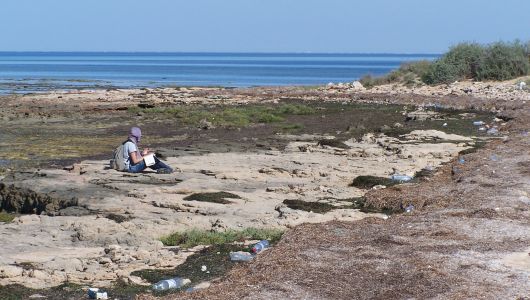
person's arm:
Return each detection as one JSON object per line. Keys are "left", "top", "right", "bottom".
{"left": 130, "top": 151, "right": 143, "bottom": 164}
{"left": 141, "top": 147, "right": 153, "bottom": 156}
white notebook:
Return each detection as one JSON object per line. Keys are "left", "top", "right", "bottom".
{"left": 143, "top": 153, "right": 156, "bottom": 167}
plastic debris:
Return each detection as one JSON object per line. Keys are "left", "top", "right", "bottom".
{"left": 458, "top": 157, "right": 465, "bottom": 164}
{"left": 152, "top": 277, "right": 191, "bottom": 292}
{"left": 230, "top": 251, "right": 254, "bottom": 261}
{"left": 390, "top": 174, "right": 413, "bottom": 182}
{"left": 442, "top": 123, "right": 448, "bottom": 127}
{"left": 473, "top": 121, "right": 485, "bottom": 126}
{"left": 201, "top": 265, "right": 207, "bottom": 272}
{"left": 490, "top": 154, "right": 499, "bottom": 161}
{"left": 403, "top": 204, "right": 414, "bottom": 213}
{"left": 486, "top": 128, "right": 498, "bottom": 135}
{"left": 88, "top": 288, "right": 108, "bottom": 300}
{"left": 251, "top": 240, "right": 270, "bottom": 254}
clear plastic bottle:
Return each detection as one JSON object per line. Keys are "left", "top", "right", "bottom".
{"left": 390, "top": 174, "right": 412, "bottom": 182}
{"left": 230, "top": 251, "right": 254, "bottom": 261}
{"left": 152, "top": 277, "right": 191, "bottom": 291}
{"left": 251, "top": 240, "right": 270, "bottom": 254}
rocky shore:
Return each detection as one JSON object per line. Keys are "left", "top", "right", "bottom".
{"left": 0, "top": 78, "right": 528, "bottom": 298}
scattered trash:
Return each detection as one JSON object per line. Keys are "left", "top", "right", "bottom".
{"left": 229, "top": 251, "right": 254, "bottom": 261}
{"left": 251, "top": 240, "right": 270, "bottom": 254}
{"left": 473, "top": 121, "right": 485, "bottom": 126}
{"left": 88, "top": 288, "right": 108, "bottom": 300}
{"left": 390, "top": 174, "right": 413, "bottom": 182}
{"left": 402, "top": 204, "right": 414, "bottom": 213}
{"left": 486, "top": 128, "right": 498, "bottom": 135}
{"left": 517, "top": 81, "right": 526, "bottom": 90}
{"left": 458, "top": 157, "right": 465, "bottom": 164}
{"left": 478, "top": 127, "right": 486, "bottom": 131}
{"left": 201, "top": 265, "right": 207, "bottom": 272}
{"left": 152, "top": 277, "right": 191, "bottom": 292}
{"left": 490, "top": 154, "right": 499, "bottom": 161}
{"left": 28, "top": 294, "right": 47, "bottom": 299}
{"left": 442, "top": 122, "right": 448, "bottom": 127}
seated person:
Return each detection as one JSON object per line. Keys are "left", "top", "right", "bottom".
{"left": 123, "top": 127, "right": 173, "bottom": 174}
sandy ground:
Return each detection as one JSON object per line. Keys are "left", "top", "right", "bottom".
{"left": 0, "top": 78, "right": 529, "bottom": 298}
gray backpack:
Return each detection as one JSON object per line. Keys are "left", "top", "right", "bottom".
{"left": 110, "top": 141, "right": 128, "bottom": 171}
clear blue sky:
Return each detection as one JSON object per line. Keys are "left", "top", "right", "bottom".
{"left": 1, "top": 0, "right": 529, "bottom": 53}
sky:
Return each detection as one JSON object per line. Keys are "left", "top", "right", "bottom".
{"left": 1, "top": 0, "right": 529, "bottom": 53}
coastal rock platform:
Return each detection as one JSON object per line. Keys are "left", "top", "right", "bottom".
{"left": 0, "top": 131, "right": 472, "bottom": 288}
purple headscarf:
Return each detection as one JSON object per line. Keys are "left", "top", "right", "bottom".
{"left": 128, "top": 127, "right": 142, "bottom": 144}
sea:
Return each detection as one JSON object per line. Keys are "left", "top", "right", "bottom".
{"left": 0, "top": 52, "right": 438, "bottom": 94}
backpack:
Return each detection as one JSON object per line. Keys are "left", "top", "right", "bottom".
{"left": 110, "top": 141, "right": 128, "bottom": 171}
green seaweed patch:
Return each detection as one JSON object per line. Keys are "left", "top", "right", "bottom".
{"left": 279, "top": 123, "right": 304, "bottom": 132}
{"left": 458, "top": 141, "right": 485, "bottom": 156}
{"left": 350, "top": 176, "right": 395, "bottom": 189}
{"left": 132, "top": 244, "right": 246, "bottom": 296}
{"left": 317, "top": 139, "right": 350, "bottom": 149}
{"left": 283, "top": 199, "right": 335, "bottom": 214}
{"left": 136, "top": 244, "right": 242, "bottom": 284}
{"left": 128, "top": 103, "right": 316, "bottom": 128}
{"left": 0, "top": 211, "right": 16, "bottom": 223}
{"left": 160, "top": 227, "right": 284, "bottom": 248}
{"left": 336, "top": 197, "right": 395, "bottom": 215}
{"left": 183, "top": 192, "right": 241, "bottom": 204}
{"left": 0, "top": 283, "right": 85, "bottom": 300}
{"left": 414, "top": 167, "right": 436, "bottom": 179}
{"left": 106, "top": 213, "right": 133, "bottom": 223}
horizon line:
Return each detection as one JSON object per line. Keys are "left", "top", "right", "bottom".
{"left": 0, "top": 50, "right": 441, "bottom": 56}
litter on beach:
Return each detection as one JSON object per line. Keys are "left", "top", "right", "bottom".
{"left": 88, "top": 288, "right": 108, "bottom": 300}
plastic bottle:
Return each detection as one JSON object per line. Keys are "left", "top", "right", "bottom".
{"left": 88, "top": 288, "right": 108, "bottom": 300}
{"left": 152, "top": 277, "right": 191, "bottom": 292}
{"left": 390, "top": 174, "right": 413, "bottom": 182}
{"left": 458, "top": 157, "right": 465, "bottom": 164}
{"left": 486, "top": 128, "right": 498, "bottom": 135}
{"left": 230, "top": 251, "right": 254, "bottom": 261}
{"left": 404, "top": 204, "right": 414, "bottom": 213}
{"left": 473, "top": 121, "right": 485, "bottom": 126}
{"left": 251, "top": 240, "right": 270, "bottom": 254}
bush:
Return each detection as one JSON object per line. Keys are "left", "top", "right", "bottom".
{"left": 475, "top": 41, "right": 530, "bottom": 81}
{"left": 360, "top": 60, "right": 432, "bottom": 88}
{"left": 422, "top": 40, "right": 530, "bottom": 84}
{"left": 422, "top": 60, "right": 461, "bottom": 84}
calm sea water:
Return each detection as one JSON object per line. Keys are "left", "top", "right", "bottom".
{"left": 0, "top": 52, "right": 438, "bottom": 94}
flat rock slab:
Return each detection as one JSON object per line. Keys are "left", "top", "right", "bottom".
{"left": 0, "top": 132, "right": 473, "bottom": 288}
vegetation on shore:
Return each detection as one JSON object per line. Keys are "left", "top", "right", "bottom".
{"left": 361, "top": 40, "right": 530, "bottom": 87}
{"left": 160, "top": 227, "right": 284, "bottom": 248}
{"left": 0, "top": 211, "right": 16, "bottom": 223}
{"left": 129, "top": 103, "right": 316, "bottom": 128}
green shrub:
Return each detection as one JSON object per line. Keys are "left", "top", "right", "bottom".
{"left": 360, "top": 60, "right": 432, "bottom": 88}
{"left": 399, "top": 60, "right": 432, "bottom": 78}
{"left": 422, "top": 40, "right": 530, "bottom": 84}
{"left": 422, "top": 60, "right": 462, "bottom": 84}
{"left": 475, "top": 41, "right": 530, "bottom": 81}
